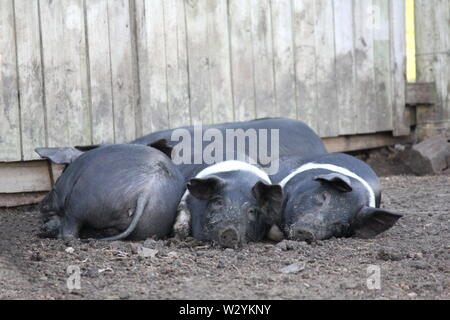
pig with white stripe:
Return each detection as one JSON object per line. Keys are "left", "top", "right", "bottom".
{"left": 270, "top": 153, "right": 402, "bottom": 241}
{"left": 175, "top": 160, "right": 283, "bottom": 248}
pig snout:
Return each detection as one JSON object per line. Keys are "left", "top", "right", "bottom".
{"left": 291, "top": 227, "right": 316, "bottom": 242}
{"left": 217, "top": 227, "right": 240, "bottom": 248}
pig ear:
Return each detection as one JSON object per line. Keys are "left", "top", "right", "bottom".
{"left": 187, "top": 176, "right": 225, "bottom": 200}
{"left": 252, "top": 181, "right": 284, "bottom": 224}
{"left": 352, "top": 206, "right": 403, "bottom": 238}
{"left": 314, "top": 173, "right": 352, "bottom": 192}
{"left": 35, "top": 147, "right": 83, "bottom": 164}
{"left": 148, "top": 139, "right": 173, "bottom": 159}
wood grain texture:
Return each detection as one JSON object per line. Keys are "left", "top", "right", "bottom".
{"left": 0, "top": 0, "right": 21, "bottom": 161}
{"left": 353, "top": 0, "right": 377, "bottom": 134}
{"left": 229, "top": 0, "right": 256, "bottom": 121}
{"left": 164, "top": 0, "right": 191, "bottom": 128}
{"left": 107, "top": 0, "right": 137, "bottom": 142}
{"left": 185, "top": 0, "right": 213, "bottom": 125}
{"left": 14, "top": 0, "right": 46, "bottom": 160}
{"left": 85, "top": 0, "right": 115, "bottom": 145}
{"left": 333, "top": 0, "right": 356, "bottom": 135}
{"left": 292, "top": 0, "right": 317, "bottom": 132}
{"left": 251, "top": 0, "right": 276, "bottom": 119}
{"left": 390, "top": 0, "right": 409, "bottom": 136}
{"left": 39, "top": 0, "right": 91, "bottom": 147}
{"left": 271, "top": 0, "right": 296, "bottom": 119}
{"left": 205, "top": 0, "right": 234, "bottom": 124}
{"left": 314, "top": 0, "right": 338, "bottom": 137}
{"left": 1, "top": 0, "right": 413, "bottom": 162}
{"left": 373, "top": 0, "right": 393, "bottom": 132}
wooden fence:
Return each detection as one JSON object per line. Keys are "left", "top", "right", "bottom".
{"left": 0, "top": 0, "right": 410, "bottom": 162}
{"left": 414, "top": 0, "right": 450, "bottom": 138}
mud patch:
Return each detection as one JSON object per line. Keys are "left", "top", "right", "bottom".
{"left": 0, "top": 175, "right": 448, "bottom": 300}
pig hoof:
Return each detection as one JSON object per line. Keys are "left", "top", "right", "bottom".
{"left": 38, "top": 219, "right": 61, "bottom": 238}
{"left": 173, "top": 206, "right": 191, "bottom": 239}
{"left": 267, "top": 225, "right": 285, "bottom": 242}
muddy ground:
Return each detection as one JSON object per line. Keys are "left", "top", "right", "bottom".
{"left": 0, "top": 152, "right": 449, "bottom": 299}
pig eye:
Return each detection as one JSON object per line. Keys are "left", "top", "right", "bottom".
{"left": 315, "top": 191, "right": 330, "bottom": 205}
{"left": 213, "top": 198, "right": 224, "bottom": 207}
{"left": 247, "top": 207, "right": 258, "bottom": 221}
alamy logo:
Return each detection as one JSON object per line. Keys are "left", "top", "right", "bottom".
{"left": 170, "top": 125, "right": 280, "bottom": 175}
{"left": 366, "top": 265, "right": 381, "bottom": 290}
{"left": 67, "top": 265, "right": 81, "bottom": 291}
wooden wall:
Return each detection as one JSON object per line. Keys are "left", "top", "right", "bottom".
{"left": 414, "top": 0, "right": 450, "bottom": 136}
{"left": 0, "top": 0, "right": 409, "bottom": 162}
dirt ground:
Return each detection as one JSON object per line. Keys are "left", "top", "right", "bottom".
{"left": 0, "top": 153, "right": 449, "bottom": 299}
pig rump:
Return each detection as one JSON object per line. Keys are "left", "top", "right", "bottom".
{"left": 36, "top": 143, "right": 185, "bottom": 241}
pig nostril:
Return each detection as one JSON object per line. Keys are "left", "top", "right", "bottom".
{"left": 218, "top": 228, "right": 239, "bottom": 248}
{"left": 293, "top": 228, "right": 315, "bottom": 242}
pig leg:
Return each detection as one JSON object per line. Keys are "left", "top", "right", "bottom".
{"left": 59, "top": 215, "right": 82, "bottom": 240}
{"left": 173, "top": 201, "right": 191, "bottom": 239}
{"left": 39, "top": 216, "right": 61, "bottom": 238}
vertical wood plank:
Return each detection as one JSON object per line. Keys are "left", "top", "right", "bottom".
{"left": 292, "top": 0, "right": 317, "bottom": 131}
{"left": 373, "top": 0, "right": 393, "bottom": 132}
{"left": 390, "top": 0, "right": 409, "bottom": 135}
{"left": 142, "top": 0, "right": 169, "bottom": 132}
{"left": 85, "top": 0, "right": 115, "bottom": 145}
{"left": 0, "top": 0, "right": 21, "bottom": 161}
{"left": 205, "top": 0, "right": 234, "bottom": 123}
{"left": 433, "top": 0, "right": 450, "bottom": 122}
{"left": 135, "top": 0, "right": 151, "bottom": 134}
{"left": 415, "top": 0, "right": 450, "bottom": 135}
{"left": 314, "top": 0, "right": 338, "bottom": 137}
{"left": 333, "top": 0, "right": 356, "bottom": 135}
{"left": 14, "top": 0, "right": 46, "bottom": 159}
{"left": 271, "top": 0, "right": 296, "bottom": 119}
{"left": 250, "top": 0, "right": 275, "bottom": 119}
{"left": 353, "top": 0, "right": 377, "bottom": 134}
{"left": 185, "top": 0, "right": 212, "bottom": 125}
{"left": 164, "top": 0, "right": 191, "bottom": 128}
{"left": 107, "top": 0, "right": 137, "bottom": 142}
{"left": 39, "top": 0, "right": 91, "bottom": 148}
{"left": 228, "top": 0, "right": 256, "bottom": 121}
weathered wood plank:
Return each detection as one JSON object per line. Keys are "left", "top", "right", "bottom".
{"left": 406, "top": 82, "right": 438, "bottom": 105}
{"left": 85, "top": 0, "right": 115, "bottom": 145}
{"left": 271, "top": 0, "right": 296, "bottom": 119}
{"left": 353, "top": 0, "right": 377, "bottom": 134}
{"left": 135, "top": 0, "right": 151, "bottom": 134}
{"left": 323, "top": 132, "right": 413, "bottom": 153}
{"left": 292, "top": 0, "right": 317, "bottom": 131}
{"left": 433, "top": 0, "right": 450, "bottom": 122}
{"left": 14, "top": 0, "right": 46, "bottom": 160}
{"left": 228, "top": 0, "right": 256, "bottom": 121}
{"left": 333, "top": 0, "right": 356, "bottom": 135}
{"left": 185, "top": 0, "right": 213, "bottom": 125}
{"left": 0, "top": 0, "right": 21, "bottom": 161}
{"left": 251, "top": 0, "right": 275, "bottom": 119}
{"left": 164, "top": 0, "right": 191, "bottom": 128}
{"left": 205, "top": 0, "right": 234, "bottom": 123}
{"left": 142, "top": 0, "right": 169, "bottom": 131}
{"left": 314, "top": 0, "right": 338, "bottom": 137}
{"left": 108, "top": 0, "right": 137, "bottom": 142}
{"left": 390, "top": 0, "right": 409, "bottom": 136}
{"left": 0, "top": 161, "right": 52, "bottom": 193}
{"left": 373, "top": 0, "right": 393, "bottom": 132}
{"left": 39, "top": 0, "right": 91, "bottom": 147}
{"left": 0, "top": 192, "right": 47, "bottom": 207}
{"left": 415, "top": 0, "right": 450, "bottom": 139}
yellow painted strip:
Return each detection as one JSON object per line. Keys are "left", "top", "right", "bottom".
{"left": 406, "top": 0, "right": 416, "bottom": 82}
